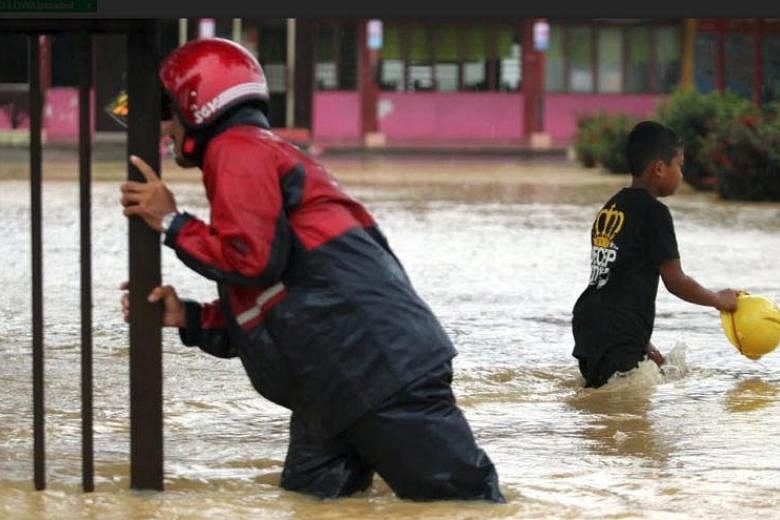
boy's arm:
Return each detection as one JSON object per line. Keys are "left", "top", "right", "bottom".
{"left": 659, "top": 259, "right": 738, "bottom": 311}
{"left": 646, "top": 341, "right": 665, "bottom": 366}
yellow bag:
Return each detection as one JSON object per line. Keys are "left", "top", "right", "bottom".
{"left": 721, "top": 293, "right": 780, "bottom": 360}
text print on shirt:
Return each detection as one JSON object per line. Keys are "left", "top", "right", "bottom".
{"left": 589, "top": 204, "right": 625, "bottom": 289}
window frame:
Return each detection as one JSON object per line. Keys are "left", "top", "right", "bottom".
{"left": 547, "top": 19, "right": 682, "bottom": 95}
{"left": 374, "top": 18, "right": 522, "bottom": 93}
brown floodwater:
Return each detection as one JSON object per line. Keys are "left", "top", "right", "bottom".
{"left": 1, "top": 156, "right": 779, "bottom": 519}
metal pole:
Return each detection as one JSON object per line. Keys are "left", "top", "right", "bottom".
{"left": 29, "top": 33, "right": 45, "bottom": 492}
{"left": 232, "top": 18, "right": 242, "bottom": 43}
{"left": 178, "top": 18, "right": 188, "bottom": 46}
{"left": 127, "top": 21, "right": 164, "bottom": 491}
{"left": 293, "top": 19, "right": 314, "bottom": 130}
{"left": 681, "top": 19, "right": 697, "bottom": 91}
{"left": 78, "top": 30, "right": 95, "bottom": 493}
{"left": 286, "top": 18, "right": 296, "bottom": 128}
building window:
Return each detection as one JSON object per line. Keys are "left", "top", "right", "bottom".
{"left": 337, "top": 23, "right": 358, "bottom": 90}
{"left": 625, "top": 27, "right": 651, "bottom": 93}
{"left": 463, "top": 24, "right": 489, "bottom": 90}
{"left": 214, "top": 19, "right": 235, "bottom": 39}
{"left": 763, "top": 34, "right": 780, "bottom": 103}
{"left": 312, "top": 21, "right": 358, "bottom": 91}
{"left": 725, "top": 32, "right": 754, "bottom": 98}
{"left": 0, "top": 34, "right": 29, "bottom": 130}
{"left": 545, "top": 24, "right": 565, "bottom": 92}
{"left": 434, "top": 23, "right": 460, "bottom": 92}
{"left": 597, "top": 27, "right": 622, "bottom": 93}
{"left": 379, "top": 21, "right": 404, "bottom": 91}
{"left": 497, "top": 23, "right": 521, "bottom": 91}
{"left": 376, "top": 20, "right": 522, "bottom": 93}
{"left": 656, "top": 26, "right": 681, "bottom": 92}
{"left": 408, "top": 22, "right": 434, "bottom": 91}
{"left": 315, "top": 23, "right": 338, "bottom": 90}
{"left": 569, "top": 26, "right": 594, "bottom": 92}
{"left": 258, "top": 22, "right": 287, "bottom": 95}
{"left": 542, "top": 21, "right": 682, "bottom": 95}
{"left": 694, "top": 32, "right": 717, "bottom": 93}
{"left": 51, "top": 33, "right": 80, "bottom": 87}
{"left": 0, "top": 35, "right": 28, "bottom": 83}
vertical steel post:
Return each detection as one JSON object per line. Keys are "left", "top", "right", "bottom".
{"left": 232, "top": 18, "right": 242, "bottom": 43}
{"left": 522, "top": 19, "right": 546, "bottom": 141}
{"left": 127, "top": 20, "right": 164, "bottom": 491}
{"left": 286, "top": 18, "right": 296, "bottom": 128}
{"left": 78, "top": 30, "right": 95, "bottom": 493}
{"left": 358, "top": 20, "right": 379, "bottom": 141}
{"left": 681, "top": 19, "right": 697, "bottom": 92}
{"left": 293, "top": 18, "right": 314, "bottom": 130}
{"left": 29, "top": 33, "right": 46, "bottom": 492}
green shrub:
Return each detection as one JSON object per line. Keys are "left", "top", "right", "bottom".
{"left": 596, "top": 113, "right": 635, "bottom": 174}
{"left": 762, "top": 100, "right": 780, "bottom": 121}
{"left": 572, "top": 112, "right": 636, "bottom": 174}
{"left": 702, "top": 112, "right": 780, "bottom": 201}
{"left": 573, "top": 115, "right": 600, "bottom": 168}
{"left": 656, "top": 89, "right": 758, "bottom": 189}
{"left": 571, "top": 90, "right": 779, "bottom": 199}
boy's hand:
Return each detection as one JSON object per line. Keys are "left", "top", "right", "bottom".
{"left": 120, "top": 281, "right": 186, "bottom": 328}
{"left": 714, "top": 289, "right": 739, "bottom": 312}
{"left": 121, "top": 155, "right": 177, "bottom": 232}
{"left": 646, "top": 342, "right": 665, "bottom": 367}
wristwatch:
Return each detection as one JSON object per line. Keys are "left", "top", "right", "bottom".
{"left": 161, "top": 211, "right": 178, "bottom": 234}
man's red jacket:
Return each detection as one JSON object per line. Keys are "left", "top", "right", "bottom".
{"left": 165, "top": 122, "right": 456, "bottom": 437}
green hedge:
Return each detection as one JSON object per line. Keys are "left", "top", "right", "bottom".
{"left": 656, "top": 89, "right": 758, "bottom": 190}
{"left": 573, "top": 114, "right": 601, "bottom": 168}
{"left": 571, "top": 89, "right": 780, "bottom": 200}
{"left": 573, "top": 112, "right": 636, "bottom": 174}
{"left": 702, "top": 112, "right": 780, "bottom": 201}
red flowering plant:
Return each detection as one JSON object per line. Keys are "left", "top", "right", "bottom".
{"left": 656, "top": 89, "right": 757, "bottom": 190}
{"left": 701, "top": 107, "right": 780, "bottom": 201}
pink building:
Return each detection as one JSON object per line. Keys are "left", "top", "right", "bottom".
{"left": 2, "top": 18, "right": 778, "bottom": 148}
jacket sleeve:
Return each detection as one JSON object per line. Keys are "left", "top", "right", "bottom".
{"left": 164, "top": 140, "right": 291, "bottom": 287}
{"left": 178, "top": 299, "right": 237, "bottom": 358}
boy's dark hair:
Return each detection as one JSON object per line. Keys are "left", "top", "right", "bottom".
{"left": 626, "top": 121, "right": 683, "bottom": 176}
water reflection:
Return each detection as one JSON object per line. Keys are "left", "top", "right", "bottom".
{"left": 567, "top": 384, "right": 669, "bottom": 463}
{"left": 724, "top": 377, "right": 779, "bottom": 413}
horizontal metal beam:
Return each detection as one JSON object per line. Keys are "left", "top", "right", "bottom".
{"left": 0, "top": 19, "right": 149, "bottom": 34}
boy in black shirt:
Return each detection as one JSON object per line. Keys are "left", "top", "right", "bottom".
{"left": 572, "top": 121, "right": 739, "bottom": 388}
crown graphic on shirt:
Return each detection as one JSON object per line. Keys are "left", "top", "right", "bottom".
{"left": 593, "top": 204, "right": 625, "bottom": 248}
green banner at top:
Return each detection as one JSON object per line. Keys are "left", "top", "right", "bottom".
{"left": 0, "top": 0, "right": 97, "bottom": 12}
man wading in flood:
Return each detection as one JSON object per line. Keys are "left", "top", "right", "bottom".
{"left": 119, "top": 37, "right": 504, "bottom": 502}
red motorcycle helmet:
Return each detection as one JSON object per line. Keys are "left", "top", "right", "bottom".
{"left": 159, "top": 37, "right": 270, "bottom": 129}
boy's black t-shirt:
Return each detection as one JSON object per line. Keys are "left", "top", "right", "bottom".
{"left": 572, "top": 187, "right": 680, "bottom": 363}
